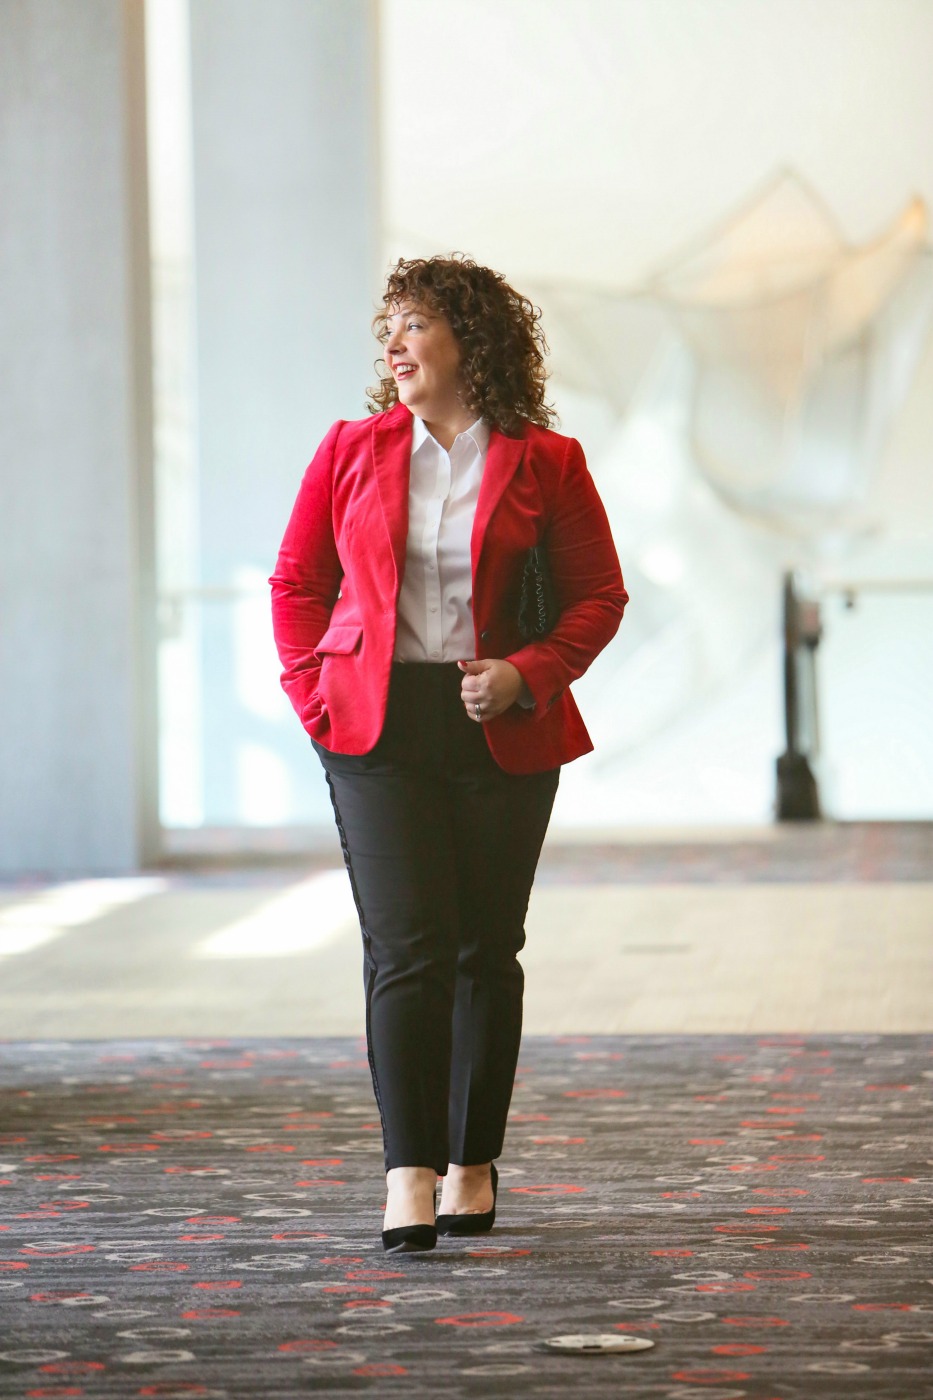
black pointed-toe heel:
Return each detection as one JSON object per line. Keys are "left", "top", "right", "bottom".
{"left": 436, "top": 1162, "right": 498, "bottom": 1236}
{"left": 381, "top": 1222, "right": 437, "bottom": 1253}
{"left": 381, "top": 1182, "right": 438, "bottom": 1253}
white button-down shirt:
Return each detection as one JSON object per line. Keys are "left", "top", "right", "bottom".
{"left": 393, "top": 415, "right": 490, "bottom": 663}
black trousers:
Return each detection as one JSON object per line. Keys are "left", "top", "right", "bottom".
{"left": 313, "top": 662, "right": 559, "bottom": 1175}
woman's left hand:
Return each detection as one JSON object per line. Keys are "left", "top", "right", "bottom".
{"left": 458, "top": 658, "right": 524, "bottom": 722}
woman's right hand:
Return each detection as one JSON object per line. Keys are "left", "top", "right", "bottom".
{"left": 458, "top": 658, "right": 524, "bottom": 722}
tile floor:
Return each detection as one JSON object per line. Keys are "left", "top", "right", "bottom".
{"left": 1, "top": 825, "right": 930, "bottom": 1040}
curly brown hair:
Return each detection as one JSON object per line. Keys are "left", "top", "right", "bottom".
{"left": 367, "top": 254, "right": 556, "bottom": 435}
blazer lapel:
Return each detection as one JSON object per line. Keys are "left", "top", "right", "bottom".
{"left": 371, "top": 403, "right": 413, "bottom": 598}
{"left": 471, "top": 428, "right": 526, "bottom": 574}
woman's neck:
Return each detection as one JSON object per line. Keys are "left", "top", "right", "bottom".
{"left": 419, "top": 406, "right": 476, "bottom": 452}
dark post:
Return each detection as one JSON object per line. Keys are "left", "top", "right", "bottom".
{"left": 776, "top": 570, "right": 822, "bottom": 820}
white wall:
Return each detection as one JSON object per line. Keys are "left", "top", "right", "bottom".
{"left": 0, "top": 0, "right": 158, "bottom": 873}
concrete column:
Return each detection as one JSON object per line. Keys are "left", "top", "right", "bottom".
{"left": 188, "top": 0, "right": 380, "bottom": 825}
{"left": 0, "top": 0, "right": 158, "bottom": 874}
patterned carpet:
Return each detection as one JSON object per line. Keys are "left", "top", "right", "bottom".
{"left": 1, "top": 1034, "right": 931, "bottom": 1398}
{"left": 533, "top": 822, "right": 933, "bottom": 885}
{"left": 155, "top": 822, "right": 933, "bottom": 887}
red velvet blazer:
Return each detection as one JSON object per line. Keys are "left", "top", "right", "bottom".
{"left": 270, "top": 403, "right": 628, "bottom": 775}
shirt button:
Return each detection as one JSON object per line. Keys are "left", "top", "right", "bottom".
{"left": 431, "top": 650, "right": 440, "bottom": 658}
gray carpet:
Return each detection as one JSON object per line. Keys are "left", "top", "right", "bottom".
{"left": 1, "top": 1033, "right": 931, "bottom": 1398}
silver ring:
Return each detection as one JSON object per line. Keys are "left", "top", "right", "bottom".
{"left": 474, "top": 703, "right": 482, "bottom": 721}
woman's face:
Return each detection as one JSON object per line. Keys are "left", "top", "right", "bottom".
{"left": 383, "top": 302, "right": 465, "bottom": 424}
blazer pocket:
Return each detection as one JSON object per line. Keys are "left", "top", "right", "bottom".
{"left": 313, "top": 623, "right": 363, "bottom": 658}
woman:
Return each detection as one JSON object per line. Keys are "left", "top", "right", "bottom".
{"left": 270, "top": 254, "right": 628, "bottom": 1253}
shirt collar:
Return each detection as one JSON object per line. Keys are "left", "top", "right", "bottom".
{"left": 411, "top": 414, "right": 490, "bottom": 456}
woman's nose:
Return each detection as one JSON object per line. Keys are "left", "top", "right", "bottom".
{"left": 385, "top": 326, "right": 405, "bottom": 354}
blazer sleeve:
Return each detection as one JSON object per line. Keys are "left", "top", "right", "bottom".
{"left": 505, "top": 435, "right": 628, "bottom": 716}
{"left": 269, "top": 420, "right": 344, "bottom": 726}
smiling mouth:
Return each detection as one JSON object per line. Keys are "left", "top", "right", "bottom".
{"left": 394, "top": 363, "right": 417, "bottom": 381}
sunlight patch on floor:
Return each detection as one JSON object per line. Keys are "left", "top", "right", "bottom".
{"left": 191, "top": 869, "right": 357, "bottom": 960}
{"left": 0, "top": 878, "right": 167, "bottom": 957}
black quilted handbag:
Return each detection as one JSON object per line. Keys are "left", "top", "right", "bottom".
{"left": 517, "top": 543, "right": 559, "bottom": 642}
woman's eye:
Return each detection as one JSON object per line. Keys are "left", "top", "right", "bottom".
{"left": 407, "top": 321, "right": 423, "bottom": 331}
